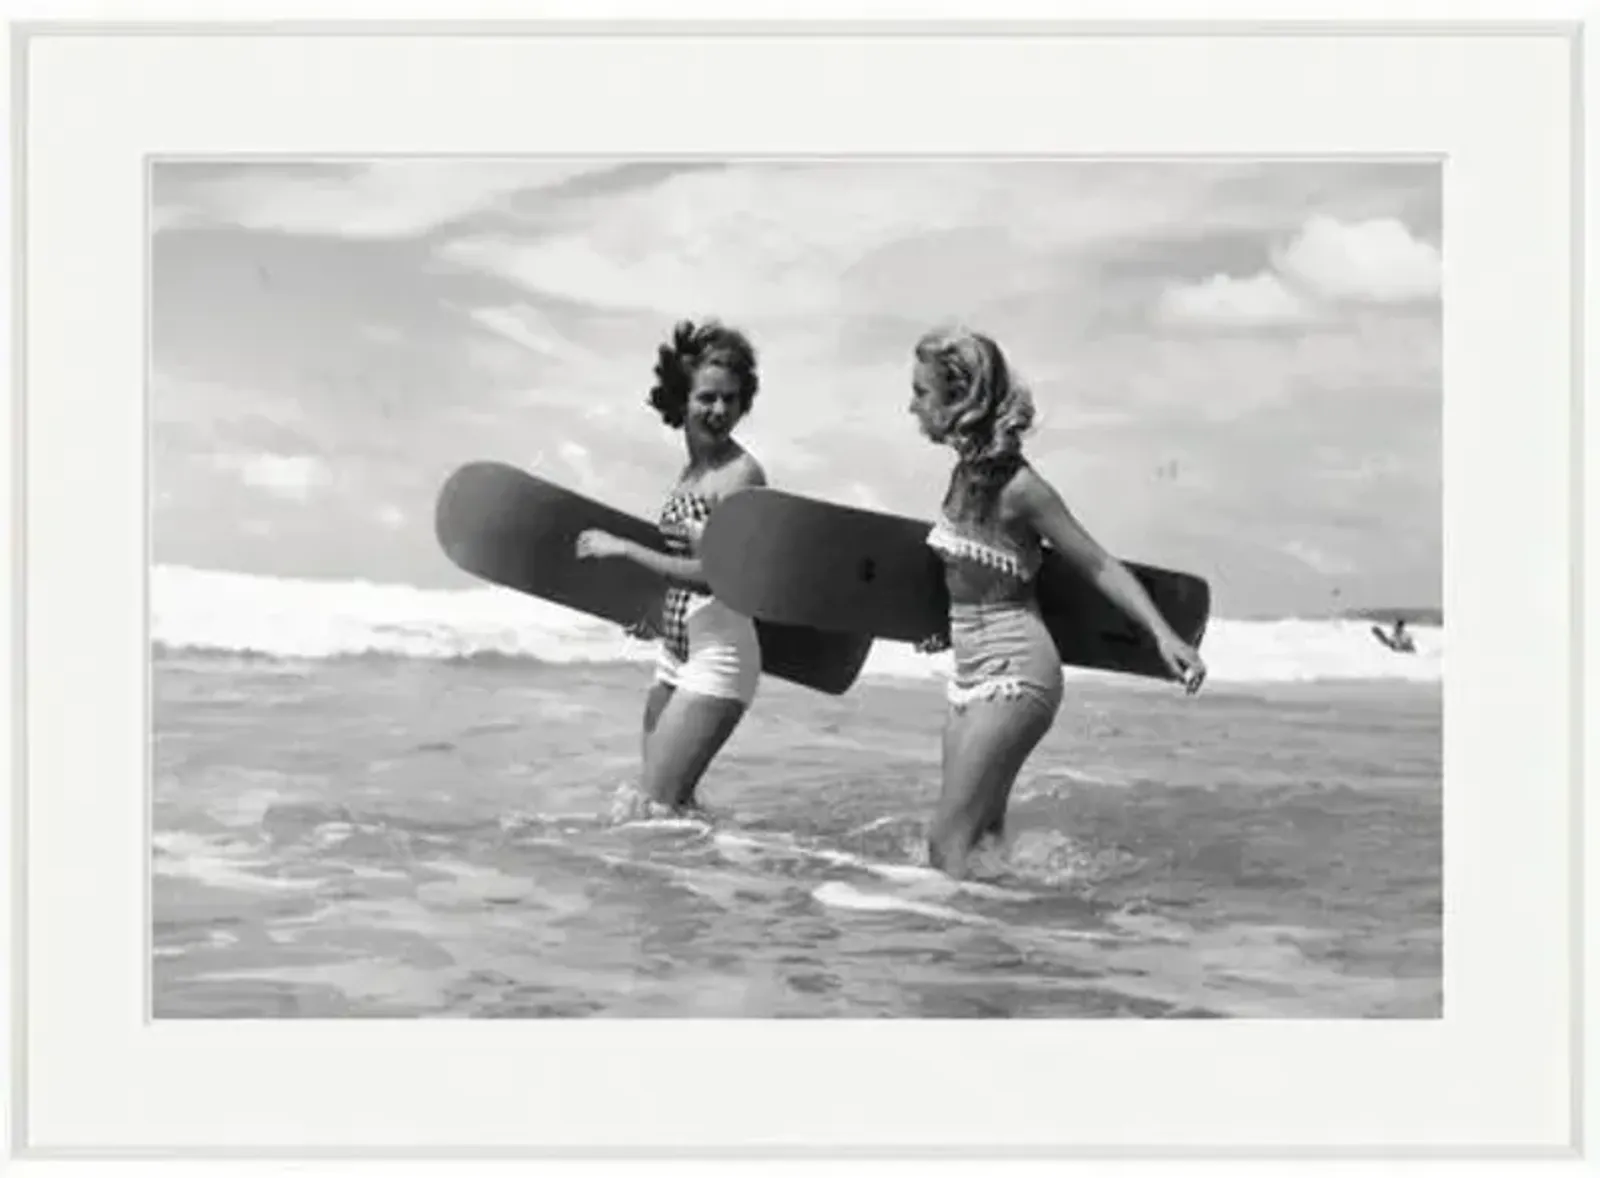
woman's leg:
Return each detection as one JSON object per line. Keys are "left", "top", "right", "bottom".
{"left": 641, "top": 680, "right": 675, "bottom": 759}
{"left": 640, "top": 690, "right": 747, "bottom": 808}
{"left": 929, "top": 696, "right": 1055, "bottom": 877}
{"left": 638, "top": 601, "right": 759, "bottom": 809}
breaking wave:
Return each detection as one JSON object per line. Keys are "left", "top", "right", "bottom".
{"left": 151, "top": 565, "right": 1441, "bottom": 684}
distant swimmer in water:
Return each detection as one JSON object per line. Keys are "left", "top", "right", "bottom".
{"left": 1372, "top": 618, "right": 1416, "bottom": 653}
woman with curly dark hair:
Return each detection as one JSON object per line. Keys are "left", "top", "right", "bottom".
{"left": 909, "top": 325, "right": 1207, "bottom": 877}
{"left": 576, "top": 320, "right": 767, "bottom": 814}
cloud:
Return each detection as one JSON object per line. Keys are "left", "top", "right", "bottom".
{"left": 1156, "top": 213, "right": 1440, "bottom": 331}
{"left": 1281, "top": 539, "right": 1356, "bottom": 576}
{"left": 149, "top": 161, "right": 1440, "bottom": 613}
{"left": 149, "top": 206, "right": 191, "bottom": 234}
{"left": 152, "top": 372, "right": 309, "bottom": 431}
{"left": 435, "top": 162, "right": 1262, "bottom": 320}
{"left": 1157, "top": 271, "right": 1319, "bottom": 327}
{"left": 153, "top": 161, "right": 614, "bottom": 240}
{"left": 213, "top": 453, "right": 332, "bottom": 502}
{"left": 471, "top": 304, "right": 565, "bottom": 357}
{"left": 845, "top": 482, "right": 887, "bottom": 511}
{"left": 739, "top": 430, "right": 824, "bottom": 475}
{"left": 557, "top": 440, "right": 601, "bottom": 490}
{"left": 359, "top": 323, "right": 405, "bottom": 345}
{"left": 1274, "top": 215, "right": 1441, "bottom": 304}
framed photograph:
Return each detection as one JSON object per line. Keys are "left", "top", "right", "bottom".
{"left": 6, "top": 8, "right": 1589, "bottom": 1173}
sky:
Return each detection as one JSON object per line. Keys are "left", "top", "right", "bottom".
{"left": 150, "top": 159, "right": 1441, "bottom": 618}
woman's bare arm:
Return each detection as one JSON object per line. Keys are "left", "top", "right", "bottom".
{"left": 577, "top": 453, "right": 766, "bottom": 590}
{"left": 1010, "top": 466, "right": 1186, "bottom": 650}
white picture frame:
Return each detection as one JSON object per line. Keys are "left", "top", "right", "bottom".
{"left": 4, "top": 7, "right": 1591, "bottom": 1176}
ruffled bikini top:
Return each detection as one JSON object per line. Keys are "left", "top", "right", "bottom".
{"left": 924, "top": 456, "right": 1044, "bottom": 595}
{"left": 925, "top": 516, "right": 1043, "bottom": 586}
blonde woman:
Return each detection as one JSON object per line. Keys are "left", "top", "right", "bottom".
{"left": 908, "top": 326, "right": 1206, "bottom": 877}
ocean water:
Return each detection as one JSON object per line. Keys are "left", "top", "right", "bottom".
{"left": 152, "top": 566, "right": 1443, "bottom": 1018}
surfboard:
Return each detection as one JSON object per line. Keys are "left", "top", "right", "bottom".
{"left": 700, "top": 487, "right": 1210, "bottom": 682}
{"left": 433, "top": 462, "right": 874, "bottom": 696}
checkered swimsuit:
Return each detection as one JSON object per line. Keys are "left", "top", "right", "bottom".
{"left": 657, "top": 490, "right": 713, "bottom": 662}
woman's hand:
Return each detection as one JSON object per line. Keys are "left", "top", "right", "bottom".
{"left": 915, "top": 631, "right": 952, "bottom": 654}
{"left": 623, "top": 616, "right": 660, "bottom": 640}
{"left": 575, "top": 530, "right": 634, "bottom": 561}
{"left": 1156, "top": 631, "right": 1207, "bottom": 694}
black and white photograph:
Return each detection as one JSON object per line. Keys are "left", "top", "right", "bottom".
{"left": 148, "top": 157, "right": 1445, "bottom": 1019}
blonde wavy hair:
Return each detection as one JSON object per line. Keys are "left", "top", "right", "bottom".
{"left": 913, "top": 325, "right": 1035, "bottom": 466}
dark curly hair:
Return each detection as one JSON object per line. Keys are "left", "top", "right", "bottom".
{"left": 647, "top": 319, "right": 760, "bottom": 429}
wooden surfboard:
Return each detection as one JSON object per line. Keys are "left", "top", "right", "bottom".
{"left": 434, "top": 463, "right": 874, "bottom": 696}
{"left": 700, "top": 487, "right": 1210, "bottom": 682}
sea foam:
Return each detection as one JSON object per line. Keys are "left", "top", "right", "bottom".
{"left": 152, "top": 565, "right": 1441, "bottom": 684}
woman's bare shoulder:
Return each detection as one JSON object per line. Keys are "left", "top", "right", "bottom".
{"left": 702, "top": 448, "right": 766, "bottom": 499}
{"left": 999, "top": 457, "right": 1054, "bottom": 512}
{"left": 735, "top": 449, "right": 768, "bottom": 488}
